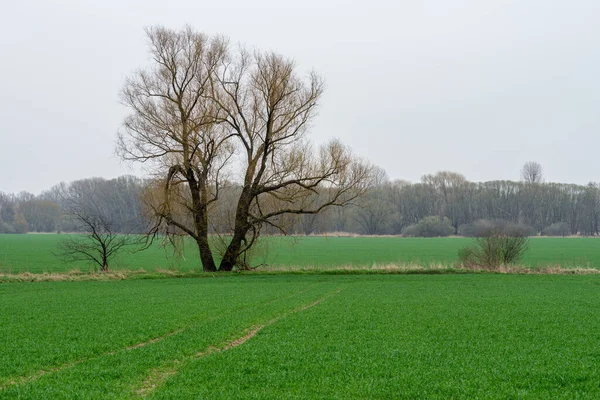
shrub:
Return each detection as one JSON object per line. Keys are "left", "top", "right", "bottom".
{"left": 0, "top": 221, "right": 15, "bottom": 234}
{"left": 502, "top": 222, "right": 536, "bottom": 237}
{"left": 402, "top": 216, "right": 454, "bottom": 237}
{"left": 543, "top": 222, "right": 571, "bottom": 237}
{"left": 13, "top": 213, "right": 28, "bottom": 234}
{"left": 458, "top": 230, "right": 530, "bottom": 270}
{"left": 458, "top": 219, "right": 535, "bottom": 237}
{"left": 458, "top": 219, "right": 495, "bottom": 237}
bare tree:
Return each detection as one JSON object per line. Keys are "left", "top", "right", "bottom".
{"left": 353, "top": 167, "right": 394, "bottom": 235}
{"left": 520, "top": 161, "right": 544, "bottom": 184}
{"left": 355, "top": 197, "right": 394, "bottom": 235}
{"left": 57, "top": 209, "right": 138, "bottom": 272}
{"left": 118, "top": 26, "right": 373, "bottom": 271}
{"left": 210, "top": 49, "right": 373, "bottom": 270}
{"left": 56, "top": 180, "right": 142, "bottom": 272}
{"left": 421, "top": 171, "right": 468, "bottom": 232}
{"left": 118, "top": 26, "right": 231, "bottom": 272}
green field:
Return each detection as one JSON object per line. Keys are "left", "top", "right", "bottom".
{"left": 0, "top": 234, "right": 599, "bottom": 273}
{"left": 2, "top": 274, "right": 600, "bottom": 398}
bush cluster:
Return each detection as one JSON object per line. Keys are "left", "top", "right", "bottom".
{"left": 402, "top": 216, "right": 454, "bottom": 237}
{"left": 458, "top": 219, "right": 534, "bottom": 237}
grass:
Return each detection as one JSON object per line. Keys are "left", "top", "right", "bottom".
{"left": 2, "top": 274, "right": 600, "bottom": 398}
{"left": 1, "top": 234, "right": 600, "bottom": 273}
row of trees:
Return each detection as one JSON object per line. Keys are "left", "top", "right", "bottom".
{"left": 330, "top": 170, "right": 600, "bottom": 236}
{"left": 0, "top": 176, "right": 146, "bottom": 234}
{"left": 3, "top": 170, "right": 600, "bottom": 238}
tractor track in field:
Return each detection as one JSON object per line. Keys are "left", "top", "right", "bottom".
{"left": 0, "top": 324, "right": 189, "bottom": 393}
{"left": 133, "top": 287, "right": 344, "bottom": 398}
{"left": 0, "top": 286, "right": 317, "bottom": 393}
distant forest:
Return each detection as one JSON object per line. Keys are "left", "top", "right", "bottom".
{"left": 1, "top": 171, "right": 599, "bottom": 237}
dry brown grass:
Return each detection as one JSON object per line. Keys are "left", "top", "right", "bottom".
{"left": 1, "top": 263, "right": 599, "bottom": 283}
{"left": 260, "top": 262, "right": 600, "bottom": 275}
{"left": 259, "top": 263, "right": 451, "bottom": 273}
{"left": 0, "top": 269, "right": 205, "bottom": 283}
{"left": 459, "top": 264, "right": 600, "bottom": 274}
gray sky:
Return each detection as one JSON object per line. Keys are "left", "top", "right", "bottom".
{"left": 1, "top": 0, "right": 599, "bottom": 194}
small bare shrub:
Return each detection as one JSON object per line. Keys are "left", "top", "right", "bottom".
{"left": 458, "top": 230, "right": 530, "bottom": 270}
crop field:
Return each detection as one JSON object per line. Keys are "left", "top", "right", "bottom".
{"left": 1, "top": 234, "right": 600, "bottom": 273}
{"left": 1, "top": 274, "right": 600, "bottom": 399}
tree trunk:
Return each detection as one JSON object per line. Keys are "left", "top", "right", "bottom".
{"left": 197, "top": 236, "right": 217, "bottom": 272}
{"left": 188, "top": 174, "right": 217, "bottom": 272}
{"left": 220, "top": 188, "right": 253, "bottom": 271}
{"left": 219, "top": 230, "right": 245, "bottom": 271}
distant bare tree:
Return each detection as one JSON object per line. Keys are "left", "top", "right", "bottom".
{"left": 354, "top": 168, "right": 394, "bottom": 235}
{"left": 20, "top": 199, "right": 61, "bottom": 232}
{"left": 355, "top": 197, "right": 394, "bottom": 235}
{"left": 57, "top": 180, "right": 142, "bottom": 272}
{"left": 421, "top": 171, "right": 468, "bottom": 232}
{"left": 521, "top": 161, "right": 544, "bottom": 184}
{"left": 58, "top": 209, "right": 138, "bottom": 272}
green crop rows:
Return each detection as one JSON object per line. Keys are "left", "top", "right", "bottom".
{"left": 2, "top": 275, "right": 600, "bottom": 398}
{"left": 1, "top": 234, "right": 600, "bottom": 273}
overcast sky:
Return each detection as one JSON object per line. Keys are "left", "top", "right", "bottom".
{"left": 1, "top": 0, "right": 599, "bottom": 194}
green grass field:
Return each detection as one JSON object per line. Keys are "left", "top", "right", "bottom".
{"left": 2, "top": 274, "right": 600, "bottom": 398}
{"left": 0, "top": 234, "right": 599, "bottom": 273}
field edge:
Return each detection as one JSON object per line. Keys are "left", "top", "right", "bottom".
{"left": 2, "top": 264, "right": 600, "bottom": 283}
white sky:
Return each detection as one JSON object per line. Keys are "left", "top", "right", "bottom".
{"left": 1, "top": 0, "right": 599, "bottom": 194}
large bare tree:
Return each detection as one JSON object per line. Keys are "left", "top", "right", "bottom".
{"left": 118, "top": 27, "right": 231, "bottom": 271}
{"left": 210, "top": 50, "right": 372, "bottom": 270}
{"left": 119, "top": 26, "right": 373, "bottom": 271}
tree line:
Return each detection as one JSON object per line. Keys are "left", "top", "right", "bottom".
{"left": 328, "top": 170, "right": 600, "bottom": 236}
{"left": 0, "top": 176, "right": 146, "bottom": 234}
{"left": 2, "top": 170, "right": 599, "bottom": 237}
